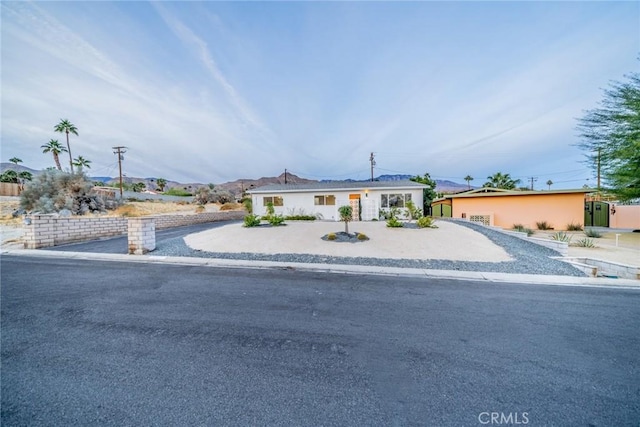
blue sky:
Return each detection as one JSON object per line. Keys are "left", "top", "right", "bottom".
{"left": 2, "top": 1, "right": 638, "bottom": 188}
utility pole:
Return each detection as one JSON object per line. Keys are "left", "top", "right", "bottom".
{"left": 112, "top": 146, "right": 127, "bottom": 199}
{"left": 284, "top": 168, "right": 288, "bottom": 184}
{"left": 528, "top": 177, "right": 537, "bottom": 190}
{"left": 369, "top": 152, "right": 376, "bottom": 182}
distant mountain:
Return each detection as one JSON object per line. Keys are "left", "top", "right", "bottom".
{"left": 217, "top": 172, "right": 316, "bottom": 195}
{"left": 0, "top": 163, "right": 40, "bottom": 174}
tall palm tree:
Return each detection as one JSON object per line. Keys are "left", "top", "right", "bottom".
{"left": 54, "top": 119, "right": 78, "bottom": 173}
{"left": 483, "top": 172, "right": 521, "bottom": 190}
{"left": 464, "top": 175, "right": 474, "bottom": 190}
{"left": 546, "top": 179, "right": 553, "bottom": 190}
{"left": 41, "top": 139, "right": 68, "bottom": 171}
{"left": 72, "top": 156, "right": 92, "bottom": 171}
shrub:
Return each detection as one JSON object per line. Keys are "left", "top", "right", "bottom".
{"left": 574, "top": 237, "right": 595, "bottom": 248}
{"left": 268, "top": 214, "right": 285, "bottom": 226}
{"left": 417, "top": 216, "right": 434, "bottom": 228}
{"left": 584, "top": 228, "right": 602, "bottom": 238}
{"left": 165, "top": 188, "right": 192, "bottom": 197}
{"left": 357, "top": 233, "right": 368, "bottom": 240}
{"left": 551, "top": 231, "right": 572, "bottom": 243}
{"left": 242, "top": 198, "right": 253, "bottom": 213}
{"left": 386, "top": 216, "right": 404, "bottom": 228}
{"left": 405, "top": 200, "right": 422, "bottom": 221}
{"left": 195, "top": 205, "right": 205, "bottom": 213}
{"left": 265, "top": 202, "right": 275, "bottom": 218}
{"left": 327, "top": 232, "right": 336, "bottom": 241}
{"left": 243, "top": 214, "right": 261, "bottom": 227}
{"left": 512, "top": 224, "right": 534, "bottom": 236}
{"left": 284, "top": 215, "right": 317, "bottom": 221}
{"left": 20, "top": 170, "right": 106, "bottom": 215}
{"left": 566, "top": 222, "right": 583, "bottom": 231}
{"left": 219, "top": 203, "right": 243, "bottom": 211}
{"left": 536, "top": 220, "right": 553, "bottom": 230}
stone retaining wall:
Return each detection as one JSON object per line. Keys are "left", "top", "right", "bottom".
{"left": 23, "top": 210, "right": 245, "bottom": 249}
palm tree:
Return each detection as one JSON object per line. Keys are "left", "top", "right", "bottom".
{"left": 41, "top": 139, "right": 68, "bottom": 170}
{"left": 483, "top": 172, "right": 521, "bottom": 190}
{"left": 464, "top": 175, "right": 474, "bottom": 190}
{"left": 546, "top": 180, "right": 553, "bottom": 190}
{"left": 72, "top": 156, "right": 92, "bottom": 171}
{"left": 156, "top": 178, "right": 167, "bottom": 192}
{"left": 54, "top": 119, "right": 78, "bottom": 173}
{"left": 9, "top": 157, "right": 22, "bottom": 167}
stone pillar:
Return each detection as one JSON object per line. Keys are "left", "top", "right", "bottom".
{"left": 23, "top": 215, "right": 56, "bottom": 249}
{"left": 128, "top": 217, "right": 156, "bottom": 255}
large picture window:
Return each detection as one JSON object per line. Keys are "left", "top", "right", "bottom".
{"left": 263, "top": 196, "right": 283, "bottom": 207}
{"left": 314, "top": 195, "right": 336, "bottom": 206}
{"left": 381, "top": 193, "right": 412, "bottom": 208}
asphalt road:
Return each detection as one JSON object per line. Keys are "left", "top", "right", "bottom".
{"left": 2, "top": 256, "right": 639, "bottom": 426}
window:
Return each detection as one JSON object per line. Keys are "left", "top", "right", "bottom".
{"left": 381, "top": 193, "right": 412, "bottom": 208}
{"left": 263, "top": 196, "right": 283, "bottom": 207}
{"left": 314, "top": 195, "right": 336, "bottom": 206}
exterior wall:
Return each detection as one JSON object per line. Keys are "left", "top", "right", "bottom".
{"left": 252, "top": 188, "right": 424, "bottom": 221}
{"left": 610, "top": 205, "right": 640, "bottom": 229}
{"left": 451, "top": 193, "right": 585, "bottom": 230}
{"left": 23, "top": 210, "right": 244, "bottom": 249}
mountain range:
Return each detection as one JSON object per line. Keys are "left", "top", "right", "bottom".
{"left": 0, "top": 163, "right": 470, "bottom": 194}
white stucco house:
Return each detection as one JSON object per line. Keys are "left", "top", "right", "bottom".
{"left": 247, "top": 180, "right": 427, "bottom": 221}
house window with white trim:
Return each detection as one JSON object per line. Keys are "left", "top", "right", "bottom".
{"left": 263, "top": 196, "right": 283, "bottom": 207}
{"left": 381, "top": 193, "right": 412, "bottom": 208}
{"left": 314, "top": 195, "right": 336, "bottom": 206}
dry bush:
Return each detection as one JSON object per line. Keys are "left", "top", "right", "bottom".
{"left": 113, "top": 205, "right": 142, "bottom": 217}
{"left": 219, "top": 203, "right": 243, "bottom": 211}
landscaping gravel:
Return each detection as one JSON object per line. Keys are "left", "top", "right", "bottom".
{"left": 152, "top": 219, "right": 586, "bottom": 277}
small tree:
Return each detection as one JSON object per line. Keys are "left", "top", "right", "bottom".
{"left": 546, "top": 180, "right": 553, "bottom": 190}
{"left": 9, "top": 157, "right": 22, "bottom": 166}
{"left": 156, "top": 178, "right": 167, "bottom": 192}
{"left": 338, "top": 205, "right": 353, "bottom": 234}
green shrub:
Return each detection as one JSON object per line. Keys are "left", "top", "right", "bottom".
{"left": 551, "top": 231, "right": 572, "bottom": 243}
{"left": 417, "top": 216, "right": 434, "bottom": 228}
{"left": 284, "top": 215, "right": 317, "bottom": 221}
{"left": 405, "top": 200, "right": 422, "bottom": 221}
{"left": 338, "top": 205, "right": 353, "bottom": 234}
{"left": 242, "top": 198, "right": 253, "bottom": 214}
{"left": 165, "top": 187, "right": 192, "bottom": 197}
{"left": 268, "top": 214, "right": 285, "bottom": 226}
{"left": 512, "top": 224, "right": 534, "bottom": 236}
{"left": 536, "top": 220, "right": 553, "bottom": 230}
{"left": 357, "top": 233, "right": 368, "bottom": 240}
{"left": 327, "top": 232, "right": 336, "bottom": 241}
{"left": 584, "top": 228, "right": 602, "bottom": 238}
{"left": 566, "top": 222, "right": 584, "bottom": 231}
{"left": 243, "top": 214, "right": 261, "bottom": 227}
{"left": 574, "top": 237, "right": 595, "bottom": 248}
{"left": 386, "top": 216, "right": 404, "bottom": 228}
{"left": 266, "top": 202, "right": 275, "bottom": 218}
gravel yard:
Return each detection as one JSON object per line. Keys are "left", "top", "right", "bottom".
{"left": 153, "top": 219, "right": 586, "bottom": 277}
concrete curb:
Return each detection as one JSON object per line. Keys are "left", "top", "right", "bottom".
{"left": 3, "top": 248, "right": 639, "bottom": 289}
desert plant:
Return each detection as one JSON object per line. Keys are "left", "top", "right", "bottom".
{"left": 195, "top": 205, "right": 205, "bottom": 213}
{"left": 284, "top": 215, "right": 317, "bottom": 221}
{"left": 551, "top": 231, "right": 572, "bottom": 243}
{"left": 20, "top": 169, "right": 106, "bottom": 215}
{"left": 327, "top": 232, "right": 337, "bottom": 241}
{"left": 265, "top": 202, "right": 275, "bottom": 218}
{"left": 194, "top": 186, "right": 211, "bottom": 205}
{"left": 566, "top": 222, "right": 584, "bottom": 231}
{"left": 512, "top": 224, "right": 534, "bottom": 236}
{"left": 219, "top": 203, "right": 243, "bottom": 211}
{"left": 242, "top": 198, "right": 253, "bottom": 213}
{"left": 54, "top": 119, "right": 78, "bottom": 173}
{"left": 243, "top": 214, "right": 261, "bottom": 227}
{"left": 417, "top": 216, "right": 435, "bottom": 228}
{"left": 338, "top": 205, "right": 353, "bottom": 234}
{"left": 386, "top": 216, "right": 404, "bottom": 228}
{"left": 574, "top": 237, "right": 596, "bottom": 248}
{"left": 209, "top": 189, "right": 234, "bottom": 204}
{"left": 584, "top": 228, "right": 602, "bottom": 238}
{"left": 536, "top": 220, "right": 553, "bottom": 230}
{"left": 268, "top": 214, "right": 285, "bottom": 226}
{"left": 405, "top": 200, "right": 422, "bottom": 221}
{"left": 41, "top": 139, "right": 67, "bottom": 171}
{"left": 357, "top": 233, "right": 368, "bottom": 240}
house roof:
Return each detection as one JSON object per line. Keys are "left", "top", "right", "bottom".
{"left": 433, "top": 187, "right": 594, "bottom": 202}
{"left": 247, "top": 180, "right": 427, "bottom": 194}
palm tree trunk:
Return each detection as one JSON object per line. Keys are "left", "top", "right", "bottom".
{"left": 66, "top": 130, "right": 74, "bottom": 173}
{"left": 53, "top": 153, "right": 62, "bottom": 170}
